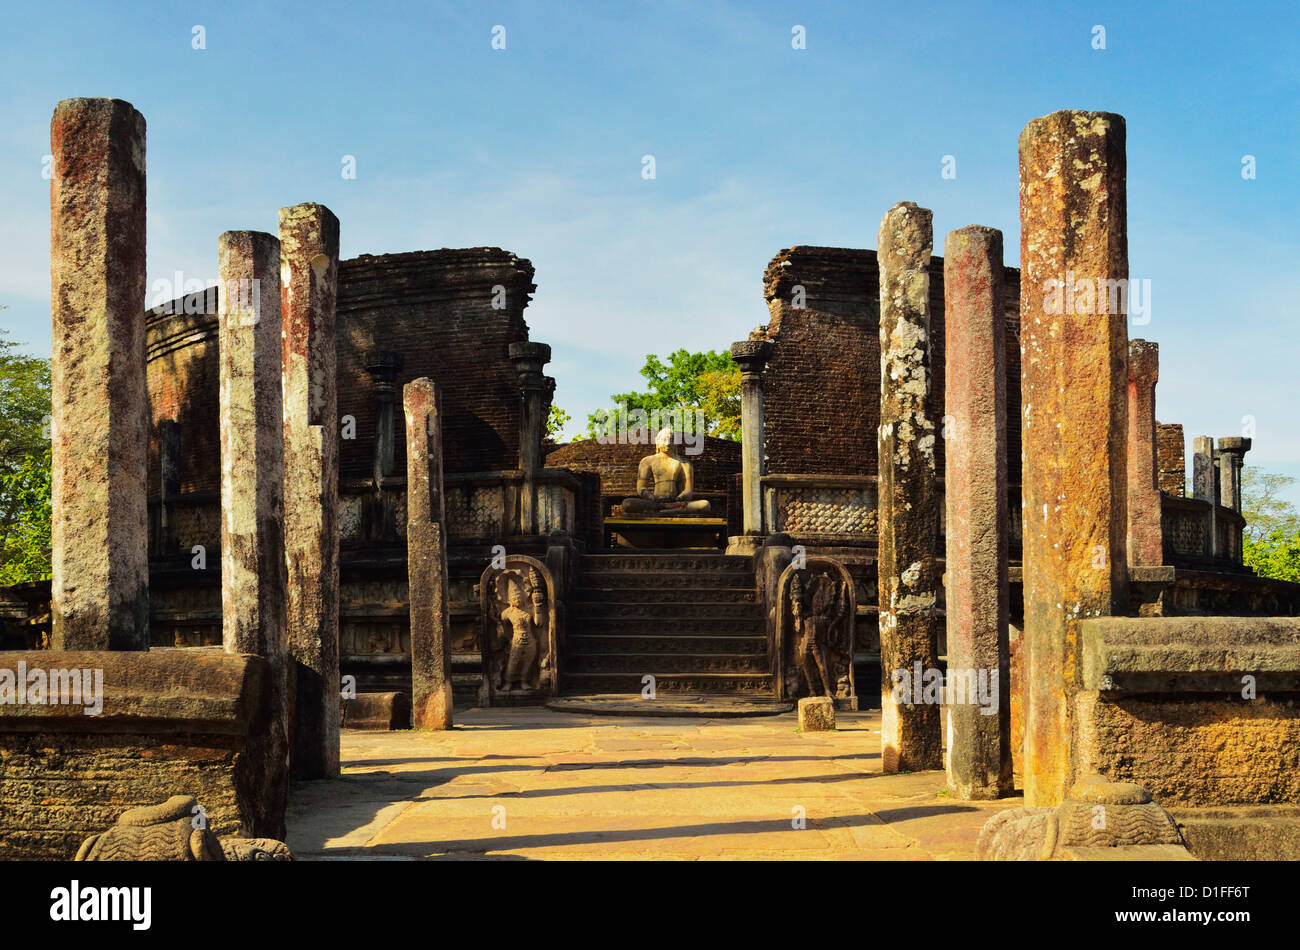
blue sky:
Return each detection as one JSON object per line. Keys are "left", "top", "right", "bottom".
{"left": 2, "top": 0, "right": 1297, "bottom": 500}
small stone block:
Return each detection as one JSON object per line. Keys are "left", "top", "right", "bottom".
{"left": 798, "top": 696, "right": 836, "bottom": 731}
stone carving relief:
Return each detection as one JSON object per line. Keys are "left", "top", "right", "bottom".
{"left": 776, "top": 487, "right": 875, "bottom": 535}
{"left": 777, "top": 557, "right": 856, "bottom": 709}
{"left": 74, "top": 795, "right": 293, "bottom": 862}
{"left": 478, "top": 556, "right": 557, "bottom": 704}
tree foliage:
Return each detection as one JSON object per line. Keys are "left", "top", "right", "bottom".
{"left": 1241, "top": 466, "right": 1300, "bottom": 583}
{"left": 0, "top": 326, "right": 53, "bottom": 584}
{"left": 586, "top": 349, "right": 741, "bottom": 440}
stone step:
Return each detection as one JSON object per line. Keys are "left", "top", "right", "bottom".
{"left": 564, "top": 652, "right": 770, "bottom": 675}
{"left": 567, "top": 633, "right": 767, "bottom": 655}
{"left": 576, "top": 570, "right": 755, "bottom": 590}
{"left": 559, "top": 671, "right": 775, "bottom": 694}
{"left": 569, "top": 602, "right": 763, "bottom": 622}
{"left": 570, "top": 587, "right": 757, "bottom": 605}
{"left": 567, "top": 617, "right": 763, "bottom": 636}
{"left": 579, "top": 554, "right": 753, "bottom": 574}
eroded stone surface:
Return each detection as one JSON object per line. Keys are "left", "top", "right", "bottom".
{"left": 218, "top": 229, "right": 290, "bottom": 837}
{"left": 1127, "top": 340, "right": 1162, "bottom": 566}
{"left": 404, "top": 378, "right": 453, "bottom": 730}
{"left": 280, "top": 202, "right": 342, "bottom": 779}
{"left": 49, "top": 98, "right": 149, "bottom": 651}
{"left": 877, "top": 201, "right": 941, "bottom": 772}
{"left": 1018, "top": 111, "right": 1130, "bottom": 807}
{"left": 798, "top": 696, "right": 836, "bottom": 731}
{"left": 942, "top": 225, "right": 1012, "bottom": 800}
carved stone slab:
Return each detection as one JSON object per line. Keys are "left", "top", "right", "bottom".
{"left": 776, "top": 557, "right": 857, "bottom": 709}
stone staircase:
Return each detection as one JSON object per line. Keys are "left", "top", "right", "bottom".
{"left": 561, "top": 553, "right": 773, "bottom": 695}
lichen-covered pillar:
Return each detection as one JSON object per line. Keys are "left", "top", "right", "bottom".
{"left": 280, "top": 203, "right": 341, "bottom": 779}
{"left": 942, "top": 225, "right": 1012, "bottom": 799}
{"left": 1127, "top": 340, "right": 1162, "bottom": 566}
{"left": 49, "top": 98, "right": 150, "bottom": 651}
{"left": 218, "top": 229, "right": 289, "bottom": 832}
{"left": 1216, "top": 437, "right": 1251, "bottom": 514}
{"left": 1019, "top": 111, "right": 1130, "bottom": 808}
{"left": 404, "top": 378, "right": 453, "bottom": 730}
{"left": 730, "top": 340, "right": 773, "bottom": 535}
{"left": 509, "top": 342, "right": 551, "bottom": 534}
{"left": 877, "top": 201, "right": 942, "bottom": 773}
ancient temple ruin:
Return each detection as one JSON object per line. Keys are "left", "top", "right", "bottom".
{"left": 3, "top": 96, "right": 1300, "bottom": 861}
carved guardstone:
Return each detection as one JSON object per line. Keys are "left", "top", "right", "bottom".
{"left": 478, "top": 556, "right": 558, "bottom": 706}
{"left": 776, "top": 557, "right": 857, "bottom": 710}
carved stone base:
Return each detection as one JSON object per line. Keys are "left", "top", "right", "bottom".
{"left": 479, "top": 684, "right": 547, "bottom": 707}
{"left": 726, "top": 535, "right": 762, "bottom": 556}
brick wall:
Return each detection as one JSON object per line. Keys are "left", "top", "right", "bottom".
{"left": 336, "top": 248, "right": 538, "bottom": 477}
{"left": 759, "top": 246, "right": 1021, "bottom": 485}
{"left": 545, "top": 436, "right": 741, "bottom": 495}
{"left": 1157, "top": 422, "right": 1185, "bottom": 496}
{"left": 144, "top": 247, "right": 541, "bottom": 501}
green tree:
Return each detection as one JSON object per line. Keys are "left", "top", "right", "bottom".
{"left": 546, "top": 403, "right": 572, "bottom": 442}
{"left": 0, "top": 325, "right": 53, "bottom": 584}
{"left": 1244, "top": 530, "right": 1300, "bottom": 584}
{"left": 1241, "top": 466, "right": 1299, "bottom": 542}
{"left": 586, "top": 349, "right": 741, "bottom": 441}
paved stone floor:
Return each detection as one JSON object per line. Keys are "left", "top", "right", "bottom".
{"left": 286, "top": 706, "right": 1023, "bottom": 860}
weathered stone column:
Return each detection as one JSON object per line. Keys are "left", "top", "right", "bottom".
{"left": 1192, "top": 436, "right": 1216, "bottom": 502}
{"left": 877, "top": 201, "right": 942, "bottom": 773}
{"left": 1192, "top": 435, "right": 1217, "bottom": 558}
{"left": 49, "top": 98, "right": 150, "bottom": 651}
{"left": 942, "top": 225, "right": 1012, "bottom": 799}
{"left": 218, "top": 229, "right": 289, "bottom": 831}
{"left": 1019, "top": 111, "right": 1130, "bottom": 808}
{"left": 509, "top": 342, "right": 551, "bottom": 534}
{"left": 366, "top": 353, "right": 405, "bottom": 487}
{"left": 280, "top": 203, "right": 341, "bottom": 779}
{"left": 1216, "top": 437, "right": 1251, "bottom": 514}
{"left": 1127, "top": 340, "right": 1162, "bottom": 567}
{"left": 404, "top": 378, "right": 453, "bottom": 730}
{"left": 730, "top": 339, "right": 773, "bottom": 536}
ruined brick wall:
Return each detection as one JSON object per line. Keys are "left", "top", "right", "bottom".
{"left": 336, "top": 249, "right": 537, "bottom": 477}
{"left": 545, "top": 436, "right": 740, "bottom": 495}
{"left": 144, "top": 248, "right": 539, "bottom": 500}
{"left": 1158, "top": 422, "right": 1185, "bottom": 496}
{"left": 146, "top": 291, "right": 221, "bottom": 496}
{"left": 759, "top": 246, "right": 1021, "bottom": 485}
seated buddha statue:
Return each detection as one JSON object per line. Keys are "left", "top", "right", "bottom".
{"left": 620, "top": 427, "right": 712, "bottom": 516}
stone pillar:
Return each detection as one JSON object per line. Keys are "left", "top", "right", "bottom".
{"left": 876, "top": 201, "right": 942, "bottom": 773}
{"left": 1216, "top": 437, "right": 1251, "bottom": 514}
{"left": 1156, "top": 423, "right": 1185, "bottom": 496}
{"left": 1191, "top": 436, "right": 1216, "bottom": 502}
{"left": 49, "top": 98, "right": 150, "bottom": 651}
{"left": 1127, "top": 340, "right": 1162, "bottom": 567}
{"left": 404, "top": 378, "right": 453, "bottom": 730}
{"left": 366, "top": 353, "right": 405, "bottom": 487}
{"left": 730, "top": 340, "right": 772, "bottom": 536}
{"left": 1019, "top": 111, "right": 1130, "bottom": 808}
{"left": 280, "top": 202, "right": 341, "bottom": 780}
{"left": 218, "top": 229, "right": 289, "bottom": 831}
{"left": 1192, "top": 435, "right": 1217, "bottom": 558}
{"left": 509, "top": 341, "right": 552, "bottom": 534}
{"left": 942, "top": 225, "right": 1012, "bottom": 799}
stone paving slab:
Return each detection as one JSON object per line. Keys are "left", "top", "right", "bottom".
{"left": 285, "top": 706, "right": 1023, "bottom": 860}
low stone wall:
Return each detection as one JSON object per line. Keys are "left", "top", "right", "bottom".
{"left": 0, "top": 648, "right": 277, "bottom": 859}
{"left": 1078, "top": 616, "right": 1300, "bottom": 807}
